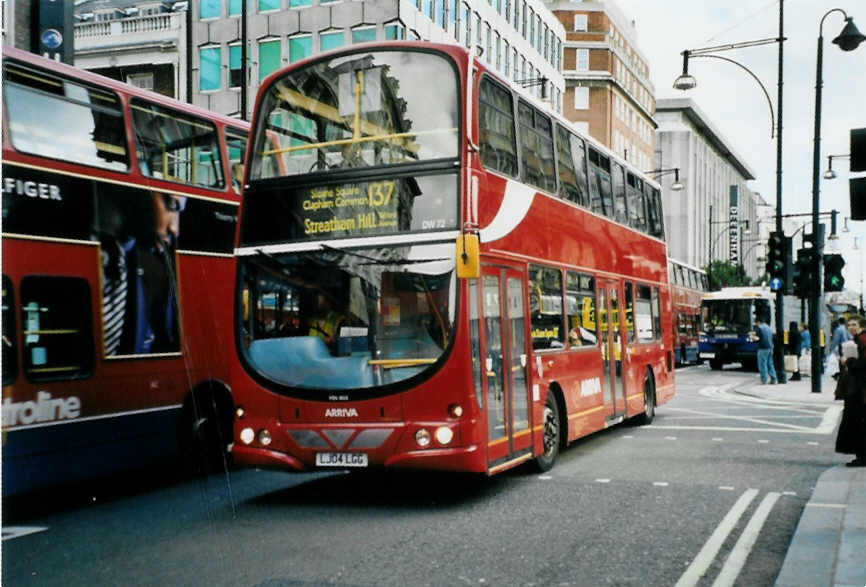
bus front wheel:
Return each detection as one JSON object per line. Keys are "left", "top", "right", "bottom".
{"left": 535, "top": 393, "right": 560, "bottom": 472}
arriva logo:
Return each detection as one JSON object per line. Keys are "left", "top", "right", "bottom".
{"left": 2, "top": 391, "right": 81, "bottom": 427}
{"left": 324, "top": 408, "right": 359, "bottom": 418}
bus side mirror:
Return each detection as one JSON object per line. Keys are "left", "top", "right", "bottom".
{"left": 456, "top": 233, "right": 479, "bottom": 279}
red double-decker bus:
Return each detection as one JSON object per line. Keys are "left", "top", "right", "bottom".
{"left": 231, "top": 42, "right": 674, "bottom": 475}
{"left": 669, "top": 259, "right": 707, "bottom": 366}
{"left": 2, "top": 48, "right": 248, "bottom": 495}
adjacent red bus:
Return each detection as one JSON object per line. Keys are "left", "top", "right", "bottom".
{"left": 669, "top": 259, "right": 707, "bottom": 366}
{"left": 1, "top": 48, "right": 249, "bottom": 495}
{"left": 231, "top": 42, "right": 674, "bottom": 475}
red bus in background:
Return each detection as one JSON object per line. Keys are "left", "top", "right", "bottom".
{"left": 669, "top": 259, "right": 708, "bottom": 366}
{"left": 1, "top": 48, "right": 249, "bottom": 495}
{"left": 231, "top": 42, "right": 674, "bottom": 475}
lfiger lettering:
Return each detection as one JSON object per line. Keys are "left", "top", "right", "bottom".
{"left": 3, "top": 177, "right": 63, "bottom": 201}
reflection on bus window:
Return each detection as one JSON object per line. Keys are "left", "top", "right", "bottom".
{"left": 238, "top": 243, "right": 456, "bottom": 391}
{"left": 251, "top": 50, "right": 458, "bottom": 179}
{"left": 130, "top": 99, "right": 225, "bottom": 189}
{"left": 20, "top": 276, "right": 94, "bottom": 382}
{"left": 3, "top": 62, "right": 129, "bottom": 172}
{"left": 565, "top": 271, "right": 596, "bottom": 347}
{"left": 226, "top": 130, "right": 249, "bottom": 194}
{"left": 634, "top": 284, "right": 654, "bottom": 343}
{"left": 530, "top": 265, "right": 564, "bottom": 350}
{"left": 518, "top": 101, "right": 556, "bottom": 193}
{"left": 479, "top": 77, "right": 518, "bottom": 177}
{"left": 624, "top": 281, "right": 635, "bottom": 343}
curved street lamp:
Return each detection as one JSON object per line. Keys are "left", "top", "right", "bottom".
{"left": 674, "top": 7, "right": 787, "bottom": 380}
{"left": 823, "top": 153, "right": 850, "bottom": 179}
{"left": 807, "top": 8, "right": 865, "bottom": 392}
{"left": 644, "top": 167, "right": 684, "bottom": 191}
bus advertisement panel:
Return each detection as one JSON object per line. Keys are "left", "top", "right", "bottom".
{"left": 231, "top": 43, "right": 674, "bottom": 476}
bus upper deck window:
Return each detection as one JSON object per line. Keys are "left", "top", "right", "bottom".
{"left": 3, "top": 61, "right": 129, "bottom": 172}
{"left": 130, "top": 99, "right": 225, "bottom": 190}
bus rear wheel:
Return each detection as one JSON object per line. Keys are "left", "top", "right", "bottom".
{"left": 535, "top": 393, "right": 560, "bottom": 472}
{"left": 709, "top": 359, "right": 723, "bottom": 370}
{"left": 634, "top": 371, "right": 655, "bottom": 425}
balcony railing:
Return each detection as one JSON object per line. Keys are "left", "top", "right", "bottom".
{"left": 75, "top": 14, "right": 179, "bottom": 40}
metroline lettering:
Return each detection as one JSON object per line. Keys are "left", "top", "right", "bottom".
{"left": 3, "top": 178, "right": 63, "bottom": 201}
{"left": 2, "top": 391, "right": 81, "bottom": 427}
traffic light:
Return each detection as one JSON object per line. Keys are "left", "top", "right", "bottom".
{"left": 851, "top": 127, "right": 866, "bottom": 172}
{"left": 793, "top": 248, "right": 815, "bottom": 299}
{"left": 823, "top": 253, "right": 846, "bottom": 292}
{"left": 765, "top": 232, "right": 792, "bottom": 292}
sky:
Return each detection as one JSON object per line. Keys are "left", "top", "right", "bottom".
{"left": 612, "top": 0, "right": 866, "bottom": 294}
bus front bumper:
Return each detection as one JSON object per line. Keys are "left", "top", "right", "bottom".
{"left": 232, "top": 443, "right": 483, "bottom": 473}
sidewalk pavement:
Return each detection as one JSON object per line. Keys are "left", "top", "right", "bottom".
{"left": 731, "top": 371, "right": 865, "bottom": 587}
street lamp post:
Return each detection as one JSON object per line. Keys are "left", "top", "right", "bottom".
{"left": 809, "top": 8, "right": 865, "bottom": 392}
{"left": 674, "top": 3, "right": 787, "bottom": 381}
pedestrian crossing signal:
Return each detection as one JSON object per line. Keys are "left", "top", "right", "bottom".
{"left": 823, "top": 254, "right": 845, "bottom": 292}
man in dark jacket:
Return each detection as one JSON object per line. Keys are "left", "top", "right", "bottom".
{"left": 836, "top": 315, "right": 866, "bottom": 467}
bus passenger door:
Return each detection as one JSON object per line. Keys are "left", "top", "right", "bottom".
{"left": 599, "top": 281, "right": 627, "bottom": 422}
{"left": 480, "top": 267, "right": 531, "bottom": 471}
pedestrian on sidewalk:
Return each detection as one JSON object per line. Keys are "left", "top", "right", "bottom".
{"left": 829, "top": 317, "right": 851, "bottom": 381}
{"left": 799, "top": 322, "right": 811, "bottom": 354}
{"left": 835, "top": 314, "right": 866, "bottom": 467}
{"left": 755, "top": 316, "right": 777, "bottom": 385}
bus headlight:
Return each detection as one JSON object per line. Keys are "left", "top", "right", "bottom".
{"left": 240, "top": 427, "right": 255, "bottom": 445}
{"left": 435, "top": 426, "right": 454, "bottom": 445}
{"left": 258, "top": 429, "right": 272, "bottom": 446}
{"left": 415, "top": 428, "right": 432, "bottom": 447}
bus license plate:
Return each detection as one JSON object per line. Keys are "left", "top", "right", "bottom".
{"left": 699, "top": 352, "right": 715, "bottom": 359}
{"left": 315, "top": 452, "right": 368, "bottom": 467}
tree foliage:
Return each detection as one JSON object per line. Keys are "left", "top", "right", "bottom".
{"left": 704, "top": 261, "right": 757, "bottom": 291}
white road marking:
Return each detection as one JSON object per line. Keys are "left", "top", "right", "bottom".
{"left": 712, "top": 438, "right": 725, "bottom": 442}
{"left": 806, "top": 503, "right": 846, "bottom": 509}
{"left": 719, "top": 486, "right": 735, "bottom": 491}
{"left": 2, "top": 526, "right": 48, "bottom": 541}
{"left": 663, "top": 406, "right": 822, "bottom": 432}
{"left": 596, "top": 478, "right": 611, "bottom": 483}
{"left": 758, "top": 440, "right": 769, "bottom": 444}
{"left": 782, "top": 491, "right": 797, "bottom": 496}
{"left": 674, "top": 489, "right": 758, "bottom": 587}
{"left": 807, "top": 441, "right": 820, "bottom": 446}
{"left": 538, "top": 475, "right": 552, "bottom": 480}
{"left": 712, "top": 492, "right": 780, "bottom": 587}
{"left": 653, "top": 482, "right": 669, "bottom": 487}
{"left": 652, "top": 425, "right": 831, "bottom": 435}
{"left": 665, "top": 436, "right": 678, "bottom": 440}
